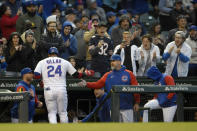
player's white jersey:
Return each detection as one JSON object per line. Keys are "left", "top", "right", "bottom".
{"left": 34, "top": 56, "right": 76, "bottom": 88}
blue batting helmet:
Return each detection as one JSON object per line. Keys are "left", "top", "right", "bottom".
{"left": 48, "top": 47, "right": 59, "bottom": 55}
{"left": 110, "top": 54, "right": 121, "bottom": 61}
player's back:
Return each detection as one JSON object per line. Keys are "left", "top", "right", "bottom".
{"left": 35, "top": 57, "right": 75, "bottom": 88}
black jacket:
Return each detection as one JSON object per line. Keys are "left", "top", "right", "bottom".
{"left": 38, "top": 31, "right": 64, "bottom": 60}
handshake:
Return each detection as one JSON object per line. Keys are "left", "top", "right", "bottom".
{"left": 76, "top": 79, "right": 87, "bottom": 88}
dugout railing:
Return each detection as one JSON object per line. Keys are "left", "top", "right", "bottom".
{"left": 111, "top": 85, "right": 197, "bottom": 122}
{"left": 0, "top": 76, "right": 197, "bottom": 122}
{"left": 0, "top": 89, "right": 30, "bottom": 122}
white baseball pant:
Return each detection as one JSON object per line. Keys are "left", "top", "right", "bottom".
{"left": 143, "top": 99, "right": 177, "bottom": 122}
{"left": 119, "top": 109, "right": 134, "bottom": 122}
{"left": 44, "top": 87, "right": 68, "bottom": 124}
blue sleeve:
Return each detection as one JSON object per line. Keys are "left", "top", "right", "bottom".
{"left": 158, "top": 0, "right": 172, "bottom": 13}
{"left": 162, "top": 52, "right": 170, "bottom": 61}
{"left": 68, "top": 36, "right": 77, "bottom": 55}
{"left": 81, "top": 104, "right": 99, "bottom": 122}
{"left": 178, "top": 53, "right": 190, "bottom": 63}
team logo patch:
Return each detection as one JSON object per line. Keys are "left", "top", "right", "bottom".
{"left": 122, "top": 75, "right": 128, "bottom": 82}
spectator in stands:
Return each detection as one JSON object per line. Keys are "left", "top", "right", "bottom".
{"left": 39, "top": 0, "right": 66, "bottom": 20}
{"left": 84, "top": 18, "right": 100, "bottom": 69}
{"left": 153, "top": 36, "right": 165, "bottom": 56}
{"left": 163, "top": 31, "right": 192, "bottom": 77}
{"left": 130, "top": 24, "right": 142, "bottom": 47}
{"left": 106, "top": 11, "right": 119, "bottom": 35}
{"left": 20, "top": 20, "right": 37, "bottom": 43}
{"left": 74, "top": 1, "right": 84, "bottom": 17}
{"left": 16, "top": 1, "right": 44, "bottom": 41}
{"left": 0, "top": 4, "right": 22, "bottom": 40}
{"left": 138, "top": 34, "right": 160, "bottom": 76}
{"left": 102, "top": 0, "right": 120, "bottom": 12}
{"left": 113, "top": 31, "right": 139, "bottom": 75}
{"left": 0, "top": 37, "right": 8, "bottom": 50}
{"left": 166, "top": 15, "right": 188, "bottom": 45}
{"left": 111, "top": 15, "right": 132, "bottom": 47}
{"left": 75, "top": 15, "right": 90, "bottom": 69}
{"left": 88, "top": 14, "right": 100, "bottom": 30}
{"left": 0, "top": 46, "right": 7, "bottom": 73}
{"left": 149, "top": 23, "right": 166, "bottom": 42}
{"left": 83, "top": 0, "right": 106, "bottom": 22}
{"left": 60, "top": 21, "right": 77, "bottom": 60}
{"left": 65, "top": 8, "right": 77, "bottom": 29}
{"left": 89, "top": 22, "right": 113, "bottom": 77}
{"left": 158, "top": 0, "right": 176, "bottom": 31}
{"left": 170, "top": 0, "right": 190, "bottom": 29}
{"left": 5, "top": 0, "right": 21, "bottom": 17}
{"left": 186, "top": 25, "right": 197, "bottom": 76}
{"left": 23, "top": 29, "right": 37, "bottom": 69}
{"left": 68, "top": 56, "right": 85, "bottom": 73}
{"left": 131, "top": 12, "right": 146, "bottom": 35}
{"left": 191, "top": 0, "right": 197, "bottom": 25}
{"left": 38, "top": 15, "right": 63, "bottom": 60}
{"left": 4, "top": 32, "right": 25, "bottom": 76}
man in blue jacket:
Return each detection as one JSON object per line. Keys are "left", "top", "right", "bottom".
{"left": 61, "top": 21, "right": 77, "bottom": 60}
{"left": 11, "top": 67, "right": 43, "bottom": 123}
{"left": 80, "top": 54, "right": 140, "bottom": 122}
{"left": 81, "top": 88, "right": 111, "bottom": 122}
{"left": 143, "top": 66, "right": 177, "bottom": 122}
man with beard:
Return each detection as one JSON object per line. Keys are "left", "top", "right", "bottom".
{"left": 38, "top": 15, "right": 64, "bottom": 60}
{"left": 111, "top": 15, "right": 132, "bottom": 47}
{"left": 11, "top": 67, "right": 43, "bottom": 123}
{"left": 186, "top": 25, "right": 197, "bottom": 76}
{"left": 16, "top": 0, "right": 44, "bottom": 41}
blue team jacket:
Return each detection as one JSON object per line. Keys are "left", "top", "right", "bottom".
{"left": 105, "top": 66, "right": 139, "bottom": 110}
{"left": 82, "top": 93, "right": 111, "bottom": 122}
{"left": 11, "top": 81, "right": 37, "bottom": 121}
{"left": 147, "top": 66, "right": 177, "bottom": 107}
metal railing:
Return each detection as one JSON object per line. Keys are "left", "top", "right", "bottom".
{"left": 111, "top": 85, "right": 197, "bottom": 122}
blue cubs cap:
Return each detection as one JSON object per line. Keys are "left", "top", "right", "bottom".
{"left": 106, "top": 11, "right": 116, "bottom": 18}
{"left": 189, "top": 25, "right": 197, "bottom": 31}
{"left": 21, "top": 67, "right": 33, "bottom": 77}
{"left": 110, "top": 54, "right": 121, "bottom": 61}
{"left": 48, "top": 47, "right": 59, "bottom": 55}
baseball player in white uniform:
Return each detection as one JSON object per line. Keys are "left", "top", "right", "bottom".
{"left": 34, "top": 47, "right": 93, "bottom": 124}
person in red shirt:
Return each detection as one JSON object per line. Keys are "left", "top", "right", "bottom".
{"left": 0, "top": 4, "right": 22, "bottom": 40}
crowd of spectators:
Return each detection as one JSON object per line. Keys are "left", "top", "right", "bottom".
{"left": 0, "top": 0, "right": 197, "bottom": 77}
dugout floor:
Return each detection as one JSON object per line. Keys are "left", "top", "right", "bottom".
{"left": 0, "top": 123, "right": 196, "bottom": 131}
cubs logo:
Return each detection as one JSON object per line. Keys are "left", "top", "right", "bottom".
{"left": 122, "top": 75, "right": 128, "bottom": 82}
